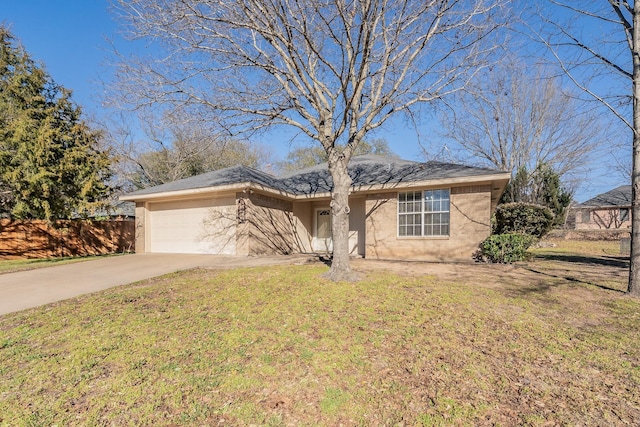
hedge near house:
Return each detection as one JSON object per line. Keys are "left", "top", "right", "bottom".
{"left": 478, "top": 202, "right": 554, "bottom": 263}
{"left": 478, "top": 233, "right": 535, "bottom": 264}
{"left": 494, "top": 202, "right": 555, "bottom": 238}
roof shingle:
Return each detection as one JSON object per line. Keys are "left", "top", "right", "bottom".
{"left": 579, "top": 185, "right": 632, "bottom": 207}
{"left": 123, "top": 154, "right": 505, "bottom": 198}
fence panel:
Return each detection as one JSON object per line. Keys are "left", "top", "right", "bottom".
{"left": 0, "top": 219, "right": 135, "bottom": 258}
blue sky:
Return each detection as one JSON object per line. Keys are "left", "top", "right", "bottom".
{"left": 1, "top": 1, "right": 115, "bottom": 117}
{"left": 0, "top": 1, "right": 630, "bottom": 202}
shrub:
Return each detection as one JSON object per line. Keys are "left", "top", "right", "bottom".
{"left": 494, "top": 202, "right": 554, "bottom": 238}
{"left": 477, "top": 233, "right": 535, "bottom": 264}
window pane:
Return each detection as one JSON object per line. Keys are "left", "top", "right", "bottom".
{"left": 405, "top": 215, "right": 413, "bottom": 226}
{"left": 441, "top": 212, "right": 450, "bottom": 225}
{"left": 399, "top": 190, "right": 450, "bottom": 237}
{"left": 424, "top": 213, "right": 432, "bottom": 226}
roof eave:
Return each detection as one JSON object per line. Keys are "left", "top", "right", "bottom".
{"left": 120, "top": 172, "right": 511, "bottom": 203}
{"left": 348, "top": 172, "right": 511, "bottom": 195}
{"left": 119, "top": 182, "right": 299, "bottom": 202}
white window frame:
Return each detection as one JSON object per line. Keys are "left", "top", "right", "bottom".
{"left": 398, "top": 189, "right": 450, "bottom": 237}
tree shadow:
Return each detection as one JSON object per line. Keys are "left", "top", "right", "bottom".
{"left": 511, "top": 252, "right": 629, "bottom": 294}
{"left": 513, "top": 267, "right": 626, "bottom": 294}
{"left": 533, "top": 253, "right": 629, "bottom": 269}
{"left": 0, "top": 219, "right": 134, "bottom": 258}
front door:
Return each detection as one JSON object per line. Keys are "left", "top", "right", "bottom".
{"left": 313, "top": 208, "right": 333, "bottom": 252}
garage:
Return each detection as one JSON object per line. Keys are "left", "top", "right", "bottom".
{"left": 148, "top": 197, "right": 236, "bottom": 254}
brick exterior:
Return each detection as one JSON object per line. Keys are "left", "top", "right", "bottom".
{"left": 574, "top": 207, "right": 632, "bottom": 230}
{"left": 135, "top": 203, "right": 146, "bottom": 253}
{"left": 236, "top": 192, "right": 302, "bottom": 256}
{"left": 132, "top": 185, "right": 495, "bottom": 261}
{"left": 364, "top": 186, "right": 492, "bottom": 262}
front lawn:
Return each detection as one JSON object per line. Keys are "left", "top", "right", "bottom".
{"left": 0, "top": 247, "right": 638, "bottom": 425}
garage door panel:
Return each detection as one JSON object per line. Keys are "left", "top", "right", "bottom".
{"left": 149, "top": 198, "right": 236, "bottom": 254}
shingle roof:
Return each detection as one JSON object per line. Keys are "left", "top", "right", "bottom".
{"left": 279, "top": 155, "right": 503, "bottom": 194}
{"left": 123, "top": 165, "right": 283, "bottom": 197}
{"left": 579, "top": 185, "right": 632, "bottom": 207}
{"left": 123, "top": 154, "right": 506, "bottom": 198}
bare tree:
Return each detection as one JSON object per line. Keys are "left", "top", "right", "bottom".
{"left": 441, "top": 59, "right": 601, "bottom": 185}
{"left": 277, "top": 138, "right": 396, "bottom": 173}
{"left": 104, "top": 110, "right": 268, "bottom": 191}
{"left": 111, "top": 0, "right": 508, "bottom": 281}
{"left": 531, "top": 1, "right": 640, "bottom": 296}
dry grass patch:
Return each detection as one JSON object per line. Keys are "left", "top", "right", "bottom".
{"left": 0, "top": 243, "right": 639, "bottom": 426}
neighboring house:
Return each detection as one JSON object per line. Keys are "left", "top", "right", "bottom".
{"left": 72, "top": 200, "right": 136, "bottom": 220}
{"left": 88, "top": 201, "right": 136, "bottom": 220}
{"left": 120, "top": 155, "right": 510, "bottom": 262}
{"left": 574, "top": 185, "right": 632, "bottom": 230}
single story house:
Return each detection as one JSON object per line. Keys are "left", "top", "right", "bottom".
{"left": 87, "top": 200, "right": 136, "bottom": 220}
{"left": 574, "top": 185, "right": 632, "bottom": 230}
{"left": 120, "top": 155, "right": 510, "bottom": 262}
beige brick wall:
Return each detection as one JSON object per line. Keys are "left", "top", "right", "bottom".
{"left": 239, "top": 192, "right": 304, "bottom": 256}
{"left": 294, "top": 198, "right": 365, "bottom": 256}
{"left": 349, "top": 197, "right": 366, "bottom": 256}
{"left": 365, "top": 186, "right": 492, "bottom": 262}
{"left": 292, "top": 202, "right": 313, "bottom": 252}
{"left": 574, "top": 208, "right": 632, "bottom": 230}
{"left": 135, "top": 203, "right": 147, "bottom": 253}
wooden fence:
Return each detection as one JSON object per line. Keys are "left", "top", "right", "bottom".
{"left": 0, "top": 219, "right": 135, "bottom": 259}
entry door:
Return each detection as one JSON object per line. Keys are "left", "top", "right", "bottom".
{"left": 313, "top": 208, "right": 333, "bottom": 252}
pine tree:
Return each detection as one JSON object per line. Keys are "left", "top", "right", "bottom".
{"left": 0, "top": 27, "right": 111, "bottom": 220}
{"left": 500, "top": 163, "right": 572, "bottom": 227}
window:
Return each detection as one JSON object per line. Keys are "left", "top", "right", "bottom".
{"left": 398, "top": 191, "right": 422, "bottom": 236}
{"left": 398, "top": 189, "right": 450, "bottom": 237}
{"left": 581, "top": 210, "right": 591, "bottom": 223}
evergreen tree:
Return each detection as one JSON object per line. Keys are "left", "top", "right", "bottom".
{"left": 500, "top": 163, "right": 572, "bottom": 227}
{"left": 0, "top": 27, "right": 111, "bottom": 220}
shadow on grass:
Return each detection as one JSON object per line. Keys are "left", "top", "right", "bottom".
{"left": 502, "top": 278, "right": 558, "bottom": 299}
{"left": 534, "top": 253, "right": 629, "bottom": 269}
{"left": 516, "top": 269, "right": 625, "bottom": 294}
{"left": 514, "top": 253, "right": 629, "bottom": 294}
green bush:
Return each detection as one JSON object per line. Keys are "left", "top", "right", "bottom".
{"left": 494, "top": 202, "right": 554, "bottom": 238}
{"left": 478, "top": 233, "right": 535, "bottom": 264}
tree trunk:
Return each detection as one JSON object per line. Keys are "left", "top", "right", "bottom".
{"left": 629, "top": 3, "right": 640, "bottom": 297}
{"left": 324, "top": 158, "right": 360, "bottom": 282}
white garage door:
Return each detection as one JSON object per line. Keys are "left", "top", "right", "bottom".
{"left": 149, "top": 197, "right": 236, "bottom": 254}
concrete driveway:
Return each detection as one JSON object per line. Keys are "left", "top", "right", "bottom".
{"left": 0, "top": 253, "right": 309, "bottom": 316}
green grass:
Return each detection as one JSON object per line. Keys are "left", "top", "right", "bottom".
{"left": 533, "top": 238, "right": 622, "bottom": 256}
{"left": 0, "top": 252, "right": 639, "bottom": 425}
{"left": 0, "top": 254, "right": 118, "bottom": 274}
